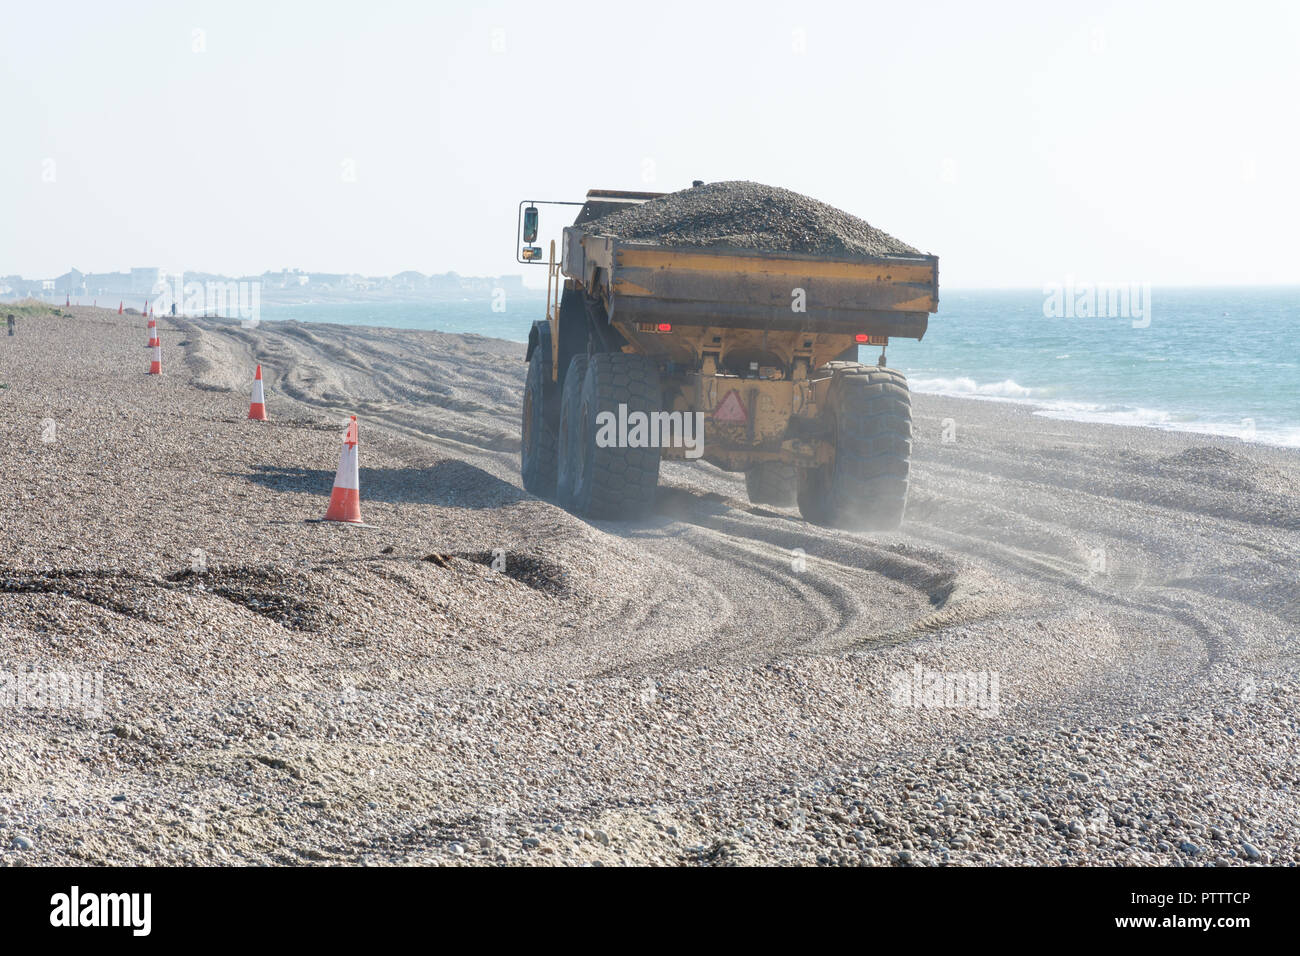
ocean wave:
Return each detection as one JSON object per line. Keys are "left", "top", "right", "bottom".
{"left": 1036, "top": 404, "right": 1300, "bottom": 448}
{"left": 908, "top": 376, "right": 1037, "bottom": 399}
{"left": 908, "top": 376, "right": 1300, "bottom": 448}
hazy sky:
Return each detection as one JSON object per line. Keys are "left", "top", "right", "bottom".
{"left": 3, "top": 1, "right": 1298, "bottom": 288}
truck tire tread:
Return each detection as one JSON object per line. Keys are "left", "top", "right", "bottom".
{"left": 520, "top": 327, "right": 559, "bottom": 497}
{"left": 798, "top": 364, "right": 911, "bottom": 530}
{"left": 569, "top": 352, "right": 662, "bottom": 518}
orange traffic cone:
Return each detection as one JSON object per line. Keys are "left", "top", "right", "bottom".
{"left": 65, "top": 295, "right": 70, "bottom": 307}
{"left": 248, "top": 365, "right": 267, "bottom": 420}
{"left": 323, "top": 416, "right": 362, "bottom": 523}
{"left": 118, "top": 302, "right": 123, "bottom": 315}
{"left": 147, "top": 318, "right": 159, "bottom": 348}
{"left": 149, "top": 341, "right": 161, "bottom": 375}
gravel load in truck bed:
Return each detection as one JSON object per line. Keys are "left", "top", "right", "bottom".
{"left": 581, "top": 180, "right": 923, "bottom": 258}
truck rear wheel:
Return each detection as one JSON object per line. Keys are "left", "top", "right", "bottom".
{"left": 520, "top": 325, "right": 560, "bottom": 497}
{"left": 744, "top": 461, "right": 797, "bottom": 507}
{"left": 564, "top": 352, "right": 662, "bottom": 519}
{"left": 555, "top": 354, "right": 589, "bottom": 510}
{"left": 797, "top": 364, "right": 911, "bottom": 531}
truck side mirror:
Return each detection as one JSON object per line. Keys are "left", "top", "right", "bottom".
{"left": 523, "top": 205, "right": 539, "bottom": 244}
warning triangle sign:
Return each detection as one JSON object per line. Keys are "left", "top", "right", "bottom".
{"left": 713, "top": 389, "right": 748, "bottom": 423}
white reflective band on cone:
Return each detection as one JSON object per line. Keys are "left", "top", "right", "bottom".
{"left": 333, "top": 442, "right": 359, "bottom": 491}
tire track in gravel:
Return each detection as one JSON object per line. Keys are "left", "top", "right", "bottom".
{"left": 190, "top": 318, "right": 958, "bottom": 674}
{"left": 911, "top": 520, "right": 1231, "bottom": 687}
{"left": 582, "top": 530, "right": 848, "bottom": 677}
{"left": 895, "top": 429, "right": 1295, "bottom": 721}
{"left": 183, "top": 317, "right": 1297, "bottom": 718}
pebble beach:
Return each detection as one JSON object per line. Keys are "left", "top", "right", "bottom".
{"left": 1, "top": 305, "right": 1297, "bottom": 866}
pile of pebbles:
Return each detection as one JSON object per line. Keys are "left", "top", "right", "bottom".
{"left": 582, "top": 180, "right": 922, "bottom": 258}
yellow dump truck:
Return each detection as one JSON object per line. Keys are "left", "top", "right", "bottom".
{"left": 519, "top": 188, "right": 939, "bottom": 529}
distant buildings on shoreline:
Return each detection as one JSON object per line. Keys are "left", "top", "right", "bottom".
{"left": 0, "top": 267, "right": 529, "bottom": 301}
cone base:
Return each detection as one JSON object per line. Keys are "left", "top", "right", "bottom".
{"left": 323, "top": 487, "right": 362, "bottom": 523}
{"left": 248, "top": 404, "right": 267, "bottom": 421}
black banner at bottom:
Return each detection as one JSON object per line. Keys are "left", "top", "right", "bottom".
{"left": 0, "top": 864, "right": 1277, "bottom": 942}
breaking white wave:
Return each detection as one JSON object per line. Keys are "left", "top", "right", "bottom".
{"left": 908, "top": 376, "right": 1037, "bottom": 399}
{"left": 1035, "top": 402, "right": 1300, "bottom": 448}
{"left": 908, "top": 376, "right": 1300, "bottom": 448}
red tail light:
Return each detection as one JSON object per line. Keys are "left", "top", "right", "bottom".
{"left": 855, "top": 333, "right": 869, "bottom": 343}
{"left": 657, "top": 323, "right": 672, "bottom": 333}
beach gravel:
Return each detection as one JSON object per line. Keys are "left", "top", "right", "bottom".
{"left": 580, "top": 181, "right": 923, "bottom": 258}
{"left": 0, "top": 306, "right": 1296, "bottom": 866}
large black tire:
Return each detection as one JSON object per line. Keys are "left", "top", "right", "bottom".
{"left": 744, "top": 461, "right": 797, "bottom": 507}
{"left": 555, "top": 354, "right": 589, "bottom": 510}
{"left": 797, "top": 364, "right": 911, "bottom": 530}
{"left": 520, "top": 326, "right": 559, "bottom": 497}
{"left": 565, "top": 352, "right": 662, "bottom": 519}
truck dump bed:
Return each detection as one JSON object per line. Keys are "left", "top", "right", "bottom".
{"left": 562, "top": 228, "right": 939, "bottom": 340}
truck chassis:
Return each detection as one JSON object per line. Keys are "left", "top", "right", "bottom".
{"left": 519, "top": 189, "right": 939, "bottom": 530}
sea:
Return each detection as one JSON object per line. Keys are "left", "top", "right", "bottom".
{"left": 258, "top": 287, "right": 1300, "bottom": 449}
